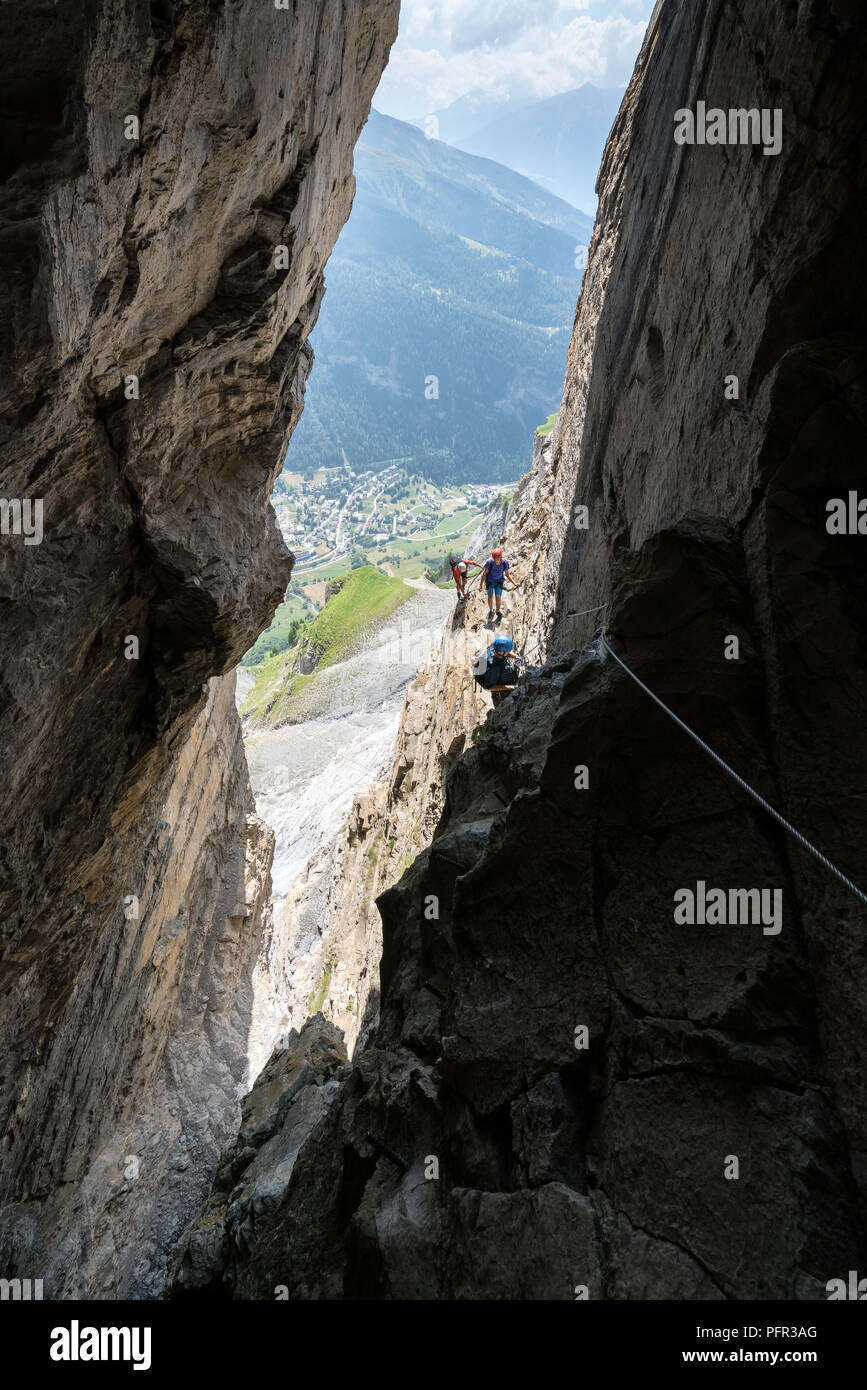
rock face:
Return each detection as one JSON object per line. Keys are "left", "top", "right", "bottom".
{"left": 172, "top": 0, "right": 867, "bottom": 1298}
{"left": 464, "top": 491, "right": 509, "bottom": 560}
{"left": 0, "top": 0, "right": 398, "bottom": 1296}
{"left": 169, "top": 1015, "right": 348, "bottom": 1297}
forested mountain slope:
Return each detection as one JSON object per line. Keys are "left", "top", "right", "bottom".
{"left": 288, "top": 111, "right": 593, "bottom": 483}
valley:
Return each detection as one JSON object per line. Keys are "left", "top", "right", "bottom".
{"left": 246, "top": 466, "right": 516, "bottom": 647}
{"left": 287, "top": 108, "right": 591, "bottom": 485}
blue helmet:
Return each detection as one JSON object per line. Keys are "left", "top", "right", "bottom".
{"left": 492, "top": 636, "right": 513, "bottom": 654}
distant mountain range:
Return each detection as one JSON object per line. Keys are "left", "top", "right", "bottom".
{"left": 423, "top": 84, "right": 625, "bottom": 214}
{"left": 285, "top": 110, "right": 593, "bottom": 486}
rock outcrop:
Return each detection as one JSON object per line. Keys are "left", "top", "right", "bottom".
{"left": 0, "top": 0, "right": 397, "bottom": 1296}
{"left": 464, "top": 491, "right": 509, "bottom": 561}
{"left": 172, "top": 0, "right": 867, "bottom": 1299}
{"left": 169, "top": 1015, "right": 348, "bottom": 1297}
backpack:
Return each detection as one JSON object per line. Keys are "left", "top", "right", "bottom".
{"left": 474, "top": 643, "right": 518, "bottom": 689}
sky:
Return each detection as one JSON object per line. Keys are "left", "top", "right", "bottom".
{"left": 374, "top": 0, "right": 651, "bottom": 122}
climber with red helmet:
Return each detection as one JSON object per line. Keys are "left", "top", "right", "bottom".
{"left": 480, "top": 545, "right": 518, "bottom": 622}
{"left": 450, "top": 553, "right": 482, "bottom": 602}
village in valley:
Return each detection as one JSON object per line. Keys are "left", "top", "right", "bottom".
{"left": 271, "top": 462, "right": 512, "bottom": 620}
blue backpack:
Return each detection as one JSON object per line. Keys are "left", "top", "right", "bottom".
{"left": 476, "top": 637, "right": 518, "bottom": 689}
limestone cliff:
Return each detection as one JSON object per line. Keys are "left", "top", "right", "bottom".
{"left": 17, "top": 673, "right": 277, "bottom": 1299}
{"left": 172, "top": 0, "right": 867, "bottom": 1299}
{"left": 0, "top": 0, "right": 398, "bottom": 1296}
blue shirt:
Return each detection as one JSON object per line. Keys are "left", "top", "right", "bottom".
{"left": 483, "top": 558, "right": 509, "bottom": 585}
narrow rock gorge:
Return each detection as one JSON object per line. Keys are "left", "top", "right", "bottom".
{"left": 172, "top": 0, "right": 867, "bottom": 1299}
{"left": 0, "top": 0, "right": 398, "bottom": 1297}
{"left": 2, "top": 0, "right": 866, "bottom": 1305}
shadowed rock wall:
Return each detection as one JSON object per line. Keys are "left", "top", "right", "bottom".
{"left": 0, "top": 0, "right": 398, "bottom": 1296}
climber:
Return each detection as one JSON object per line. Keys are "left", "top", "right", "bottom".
{"left": 480, "top": 546, "right": 519, "bottom": 622}
{"left": 450, "top": 554, "right": 482, "bottom": 601}
{"left": 472, "top": 634, "right": 523, "bottom": 704}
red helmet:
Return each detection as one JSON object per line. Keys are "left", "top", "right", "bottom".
{"left": 491, "top": 547, "right": 503, "bottom": 559}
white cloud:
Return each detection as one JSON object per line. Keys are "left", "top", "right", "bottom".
{"left": 375, "top": 1, "right": 649, "bottom": 119}
{"left": 399, "top": 1, "right": 592, "bottom": 52}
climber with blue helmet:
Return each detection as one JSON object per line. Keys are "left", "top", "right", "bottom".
{"left": 472, "top": 633, "right": 524, "bottom": 701}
